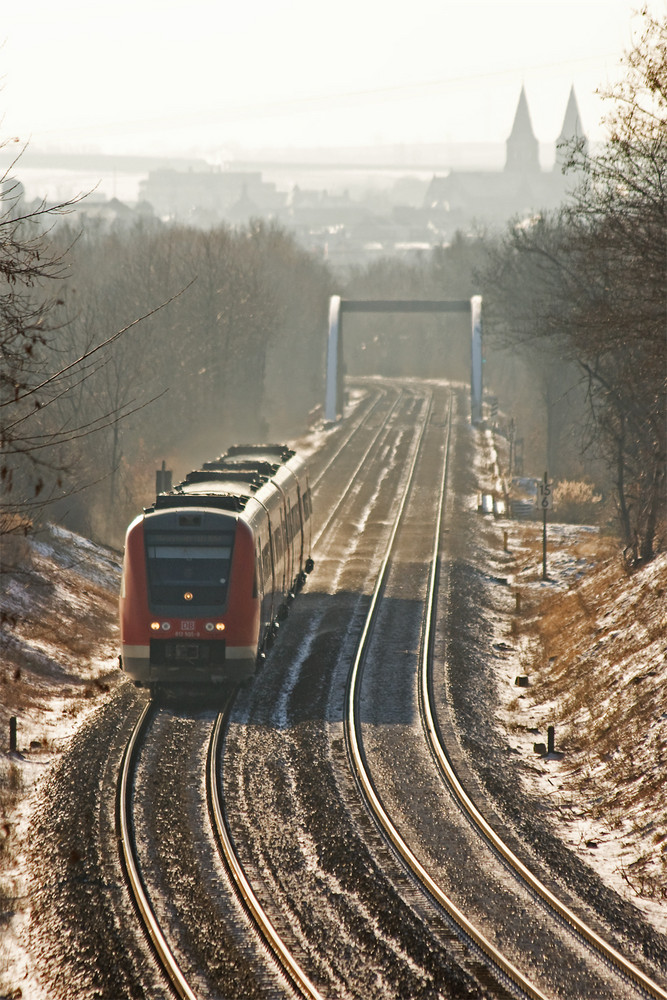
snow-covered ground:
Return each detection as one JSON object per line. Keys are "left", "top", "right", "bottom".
{"left": 1, "top": 401, "right": 664, "bottom": 996}
{"left": 0, "top": 524, "right": 122, "bottom": 996}
{"left": 474, "top": 425, "right": 667, "bottom": 936}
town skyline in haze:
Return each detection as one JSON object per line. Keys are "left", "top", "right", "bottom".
{"left": 2, "top": 0, "right": 661, "bottom": 162}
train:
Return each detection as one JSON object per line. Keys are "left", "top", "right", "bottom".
{"left": 119, "top": 444, "right": 314, "bottom": 690}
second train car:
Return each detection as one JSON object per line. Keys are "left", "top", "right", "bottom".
{"left": 119, "top": 444, "right": 313, "bottom": 690}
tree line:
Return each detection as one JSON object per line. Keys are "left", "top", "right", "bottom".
{"left": 0, "top": 211, "right": 332, "bottom": 545}
{"left": 0, "top": 12, "right": 664, "bottom": 560}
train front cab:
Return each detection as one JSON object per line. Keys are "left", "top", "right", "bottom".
{"left": 120, "top": 506, "right": 259, "bottom": 688}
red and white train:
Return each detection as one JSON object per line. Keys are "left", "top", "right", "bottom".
{"left": 119, "top": 444, "right": 313, "bottom": 690}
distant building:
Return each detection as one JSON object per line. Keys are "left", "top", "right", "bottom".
{"left": 554, "top": 86, "right": 588, "bottom": 172}
{"left": 424, "top": 86, "right": 586, "bottom": 233}
{"left": 505, "top": 85, "right": 540, "bottom": 174}
{"left": 138, "top": 168, "right": 285, "bottom": 225}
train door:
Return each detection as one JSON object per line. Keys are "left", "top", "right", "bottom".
{"left": 296, "top": 485, "right": 305, "bottom": 572}
{"left": 254, "top": 535, "right": 264, "bottom": 602}
{"left": 278, "top": 503, "right": 289, "bottom": 600}
{"left": 266, "top": 518, "right": 277, "bottom": 623}
{"left": 285, "top": 496, "right": 296, "bottom": 593}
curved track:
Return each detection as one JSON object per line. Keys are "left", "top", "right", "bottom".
{"left": 115, "top": 382, "right": 423, "bottom": 998}
{"left": 117, "top": 700, "right": 198, "bottom": 1000}
{"left": 208, "top": 708, "right": 324, "bottom": 1000}
{"left": 344, "top": 394, "right": 548, "bottom": 1000}
{"left": 347, "top": 387, "right": 667, "bottom": 999}
{"left": 115, "top": 379, "right": 666, "bottom": 999}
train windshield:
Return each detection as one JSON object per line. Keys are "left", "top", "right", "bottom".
{"left": 145, "top": 530, "right": 235, "bottom": 608}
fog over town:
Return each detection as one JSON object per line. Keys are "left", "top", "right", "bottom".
{"left": 0, "top": 0, "right": 663, "bottom": 545}
{"left": 1, "top": 2, "right": 657, "bottom": 223}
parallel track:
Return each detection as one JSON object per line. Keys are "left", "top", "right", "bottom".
{"left": 344, "top": 394, "right": 549, "bottom": 1000}
{"left": 419, "top": 417, "right": 667, "bottom": 1000}
{"left": 346, "top": 391, "right": 667, "bottom": 1000}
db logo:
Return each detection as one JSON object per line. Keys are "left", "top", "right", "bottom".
{"left": 180, "top": 620, "right": 195, "bottom": 631}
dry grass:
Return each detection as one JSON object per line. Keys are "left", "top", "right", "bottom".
{"left": 0, "top": 761, "right": 24, "bottom": 921}
{"left": 0, "top": 525, "right": 121, "bottom": 929}
{"left": 512, "top": 534, "right": 667, "bottom": 901}
{"left": 554, "top": 480, "right": 604, "bottom": 524}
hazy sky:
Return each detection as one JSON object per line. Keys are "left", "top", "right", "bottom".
{"left": 1, "top": 0, "right": 664, "bottom": 157}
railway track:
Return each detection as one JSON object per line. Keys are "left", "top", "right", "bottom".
{"left": 344, "top": 390, "right": 548, "bottom": 999}
{"left": 208, "top": 707, "right": 324, "bottom": 999}
{"left": 113, "top": 378, "right": 666, "bottom": 999}
{"left": 117, "top": 700, "right": 198, "bottom": 1000}
{"left": 115, "top": 382, "right": 426, "bottom": 998}
{"left": 346, "top": 388, "right": 667, "bottom": 999}
{"left": 117, "top": 695, "right": 326, "bottom": 999}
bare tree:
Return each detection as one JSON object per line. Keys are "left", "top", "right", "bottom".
{"left": 0, "top": 166, "right": 81, "bottom": 535}
{"left": 0, "top": 169, "right": 181, "bottom": 540}
{"left": 482, "top": 12, "right": 666, "bottom": 561}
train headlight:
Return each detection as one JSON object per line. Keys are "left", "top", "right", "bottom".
{"left": 215, "top": 622, "right": 225, "bottom": 631}
{"left": 184, "top": 592, "right": 193, "bottom": 601}
{"left": 150, "top": 621, "right": 160, "bottom": 631}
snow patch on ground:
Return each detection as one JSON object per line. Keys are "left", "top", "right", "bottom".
{"left": 0, "top": 523, "right": 122, "bottom": 998}
{"left": 473, "top": 426, "right": 667, "bottom": 938}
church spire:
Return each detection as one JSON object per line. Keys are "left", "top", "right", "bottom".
{"left": 505, "top": 86, "right": 540, "bottom": 173}
{"left": 554, "top": 86, "right": 587, "bottom": 170}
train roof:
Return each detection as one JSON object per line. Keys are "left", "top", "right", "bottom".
{"left": 149, "top": 492, "right": 248, "bottom": 512}
{"left": 223, "top": 443, "right": 295, "bottom": 463}
{"left": 202, "top": 458, "right": 281, "bottom": 476}
{"left": 185, "top": 469, "right": 268, "bottom": 489}
{"left": 146, "top": 443, "right": 300, "bottom": 515}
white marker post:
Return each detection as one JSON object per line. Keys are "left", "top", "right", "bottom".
{"left": 539, "top": 471, "right": 553, "bottom": 580}
{"left": 470, "top": 295, "right": 483, "bottom": 424}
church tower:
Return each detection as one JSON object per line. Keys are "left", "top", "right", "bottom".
{"left": 505, "top": 86, "right": 540, "bottom": 173}
{"left": 554, "top": 86, "right": 587, "bottom": 170}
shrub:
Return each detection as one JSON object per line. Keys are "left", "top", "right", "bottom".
{"left": 554, "top": 480, "right": 603, "bottom": 524}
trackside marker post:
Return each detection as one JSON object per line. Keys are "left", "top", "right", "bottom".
{"left": 539, "top": 471, "right": 553, "bottom": 580}
{"left": 470, "top": 294, "right": 483, "bottom": 425}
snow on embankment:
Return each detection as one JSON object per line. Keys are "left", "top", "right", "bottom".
{"left": 476, "top": 426, "right": 667, "bottom": 935}
{"left": 0, "top": 524, "right": 121, "bottom": 750}
{"left": 1, "top": 524, "right": 122, "bottom": 993}
{"left": 509, "top": 547, "right": 667, "bottom": 934}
